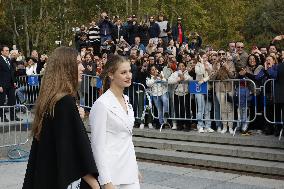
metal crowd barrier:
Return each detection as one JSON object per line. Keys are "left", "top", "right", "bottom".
{"left": 0, "top": 105, "right": 30, "bottom": 151}
{"left": 125, "top": 82, "right": 149, "bottom": 122}
{"left": 15, "top": 74, "right": 281, "bottom": 138}
{"left": 79, "top": 75, "right": 149, "bottom": 122}
{"left": 147, "top": 79, "right": 257, "bottom": 133}
{"left": 15, "top": 74, "right": 42, "bottom": 106}
{"left": 79, "top": 74, "right": 102, "bottom": 109}
{"left": 263, "top": 79, "right": 283, "bottom": 140}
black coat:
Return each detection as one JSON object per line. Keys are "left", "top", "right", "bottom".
{"left": 138, "top": 24, "right": 150, "bottom": 46}
{"left": 112, "top": 25, "right": 127, "bottom": 42}
{"left": 127, "top": 21, "right": 139, "bottom": 45}
{"left": 275, "top": 63, "right": 284, "bottom": 103}
{"left": 22, "top": 95, "right": 99, "bottom": 189}
{"left": 0, "top": 56, "right": 16, "bottom": 88}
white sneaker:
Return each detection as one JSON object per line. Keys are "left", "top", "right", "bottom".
{"left": 198, "top": 127, "right": 205, "bottom": 133}
{"left": 229, "top": 128, "right": 234, "bottom": 134}
{"left": 206, "top": 128, "right": 215, "bottom": 133}
{"left": 172, "top": 122, "right": 177, "bottom": 130}
{"left": 242, "top": 124, "right": 248, "bottom": 133}
{"left": 217, "top": 127, "right": 222, "bottom": 133}
{"left": 139, "top": 123, "right": 144, "bottom": 129}
{"left": 221, "top": 128, "right": 227, "bottom": 134}
{"left": 148, "top": 123, "right": 153, "bottom": 129}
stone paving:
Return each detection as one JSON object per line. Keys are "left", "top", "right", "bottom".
{"left": 0, "top": 160, "right": 284, "bottom": 189}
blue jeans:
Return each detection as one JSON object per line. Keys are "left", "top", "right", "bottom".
{"left": 237, "top": 106, "right": 249, "bottom": 131}
{"left": 152, "top": 93, "right": 169, "bottom": 125}
{"left": 15, "top": 86, "right": 26, "bottom": 104}
{"left": 195, "top": 94, "right": 212, "bottom": 129}
{"left": 214, "top": 94, "right": 222, "bottom": 129}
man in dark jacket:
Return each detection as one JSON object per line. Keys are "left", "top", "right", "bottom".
{"left": 125, "top": 15, "right": 140, "bottom": 45}
{"left": 98, "top": 12, "right": 114, "bottom": 45}
{"left": 172, "top": 17, "right": 186, "bottom": 45}
{"left": 0, "top": 45, "right": 21, "bottom": 122}
{"left": 148, "top": 16, "right": 160, "bottom": 44}
{"left": 112, "top": 18, "right": 126, "bottom": 43}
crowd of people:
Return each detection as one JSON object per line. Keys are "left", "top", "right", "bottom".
{"left": 1, "top": 11, "right": 284, "bottom": 137}
{"left": 72, "top": 12, "right": 284, "bottom": 136}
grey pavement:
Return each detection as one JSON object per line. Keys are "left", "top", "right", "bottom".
{"left": 0, "top": 160, "right": 284, "bottom": 189}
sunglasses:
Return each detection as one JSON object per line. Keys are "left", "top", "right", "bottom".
{"left": 218, "top": 53, "right": 226, "bottom": 55}
{"left": 237, "top": 46, "right": 244, "bottom": 49}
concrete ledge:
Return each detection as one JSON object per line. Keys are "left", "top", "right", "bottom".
{"left": 133, "top": 129, "right": 284, "bottom": 149}
{"left": 135, "top": 147, "right": 284, "bottom": 176}
{"left": 133, "top": 137, "right": 284, "bottom": 162}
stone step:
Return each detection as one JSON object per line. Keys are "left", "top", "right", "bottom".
{"left": 133, "top": 128, "right": 284, "bottom": 149}
{"left": 134, "top": 137, "right": 284, "bottom": 161}
{"left": 135, "top": 147, "right": 284, "bottom": 176}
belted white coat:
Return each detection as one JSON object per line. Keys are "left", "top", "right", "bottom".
{"left": 89, "top": 89, "right": 139, "bottom": 186}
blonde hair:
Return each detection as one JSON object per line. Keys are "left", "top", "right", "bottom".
{"left": 32, "top": 47, "right": 78, "bottom": 140}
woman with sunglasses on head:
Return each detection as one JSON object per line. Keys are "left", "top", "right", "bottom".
{"left": 22, "top": 47, "right": 100, "bottom": 189}
{"left": 210, "top": 49, "right": 236, "bottom": 134}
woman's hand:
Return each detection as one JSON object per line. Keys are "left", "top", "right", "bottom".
{"left": 82, "top": 175, "right": 100, "bottom": 189}
{"left": 87, "top": 65, "right": 93, "bottom": 71}
{"left": 104, "top": 182, "right": 115, "bottom": 189}
{"left": 77, "top": 106, "right": 85, "bottom": 119}
{"left": 92, "top": 181, "right": 100, "bottom": 189}
{"left": 239, "top": 68, "right": 246, "bottom": 76}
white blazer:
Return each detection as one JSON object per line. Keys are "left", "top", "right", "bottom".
{"left": 89, "top": 89, "right": 139, "bottom": 186}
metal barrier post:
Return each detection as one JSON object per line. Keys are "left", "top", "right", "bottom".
{"left": 0, "top": 105, "right": 30, "bottom": 158}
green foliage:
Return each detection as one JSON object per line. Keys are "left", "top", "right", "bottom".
{"left": 243, "top": 0, "right": 284, "bottom": 49}
{"left": 0, "top": 0, "right": 283, "bottom": 54}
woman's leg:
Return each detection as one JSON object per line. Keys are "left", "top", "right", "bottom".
{"left": 195, "top": 94, "right": 205, "bottom": 129}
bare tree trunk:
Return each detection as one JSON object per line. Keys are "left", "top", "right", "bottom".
{"left": 126, "top": 0, "right": 129, "bottom": 16}
{"left": 10, "top": 0, "right": 20, "bottom": 39}
{"left": 157, "top": 0, "right": 163, "bottom": 14}
{"left": 129, "top": 0, "right": 132, "bottom": 14}
{"left": 23, "top": 6, "right": 30, "bottom": 56}
{"left": 60, "top": 0, "right": 67, "bottom": 45}
{"left": 170, "top": 0, "right": 178, "bottom": 26}
{"left": 34, "top": 0, "right": 43, "bottom": 47}
{"left": 12, "top": 32, "right": 16, "bottom": 45}
{"left": 138, "top": 0, "right": 141, "bottom": 16}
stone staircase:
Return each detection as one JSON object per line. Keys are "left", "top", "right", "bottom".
{"left": 133, "top": 128, "right": 284, "bottom": 176}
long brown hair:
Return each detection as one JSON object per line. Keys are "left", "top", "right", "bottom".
{"left": 100, "top": 54, "right": 127, "bottom": 93}
{"left": 32, "top": 47, "right": 79, "bottom": 140}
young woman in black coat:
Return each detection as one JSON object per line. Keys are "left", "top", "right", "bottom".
{"left": 22, "top": 47, "right": 100, "bottom": 189}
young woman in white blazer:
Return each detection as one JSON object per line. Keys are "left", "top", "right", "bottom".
{"left": 89, "top": 55, "right": 140, "bottom": 189}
